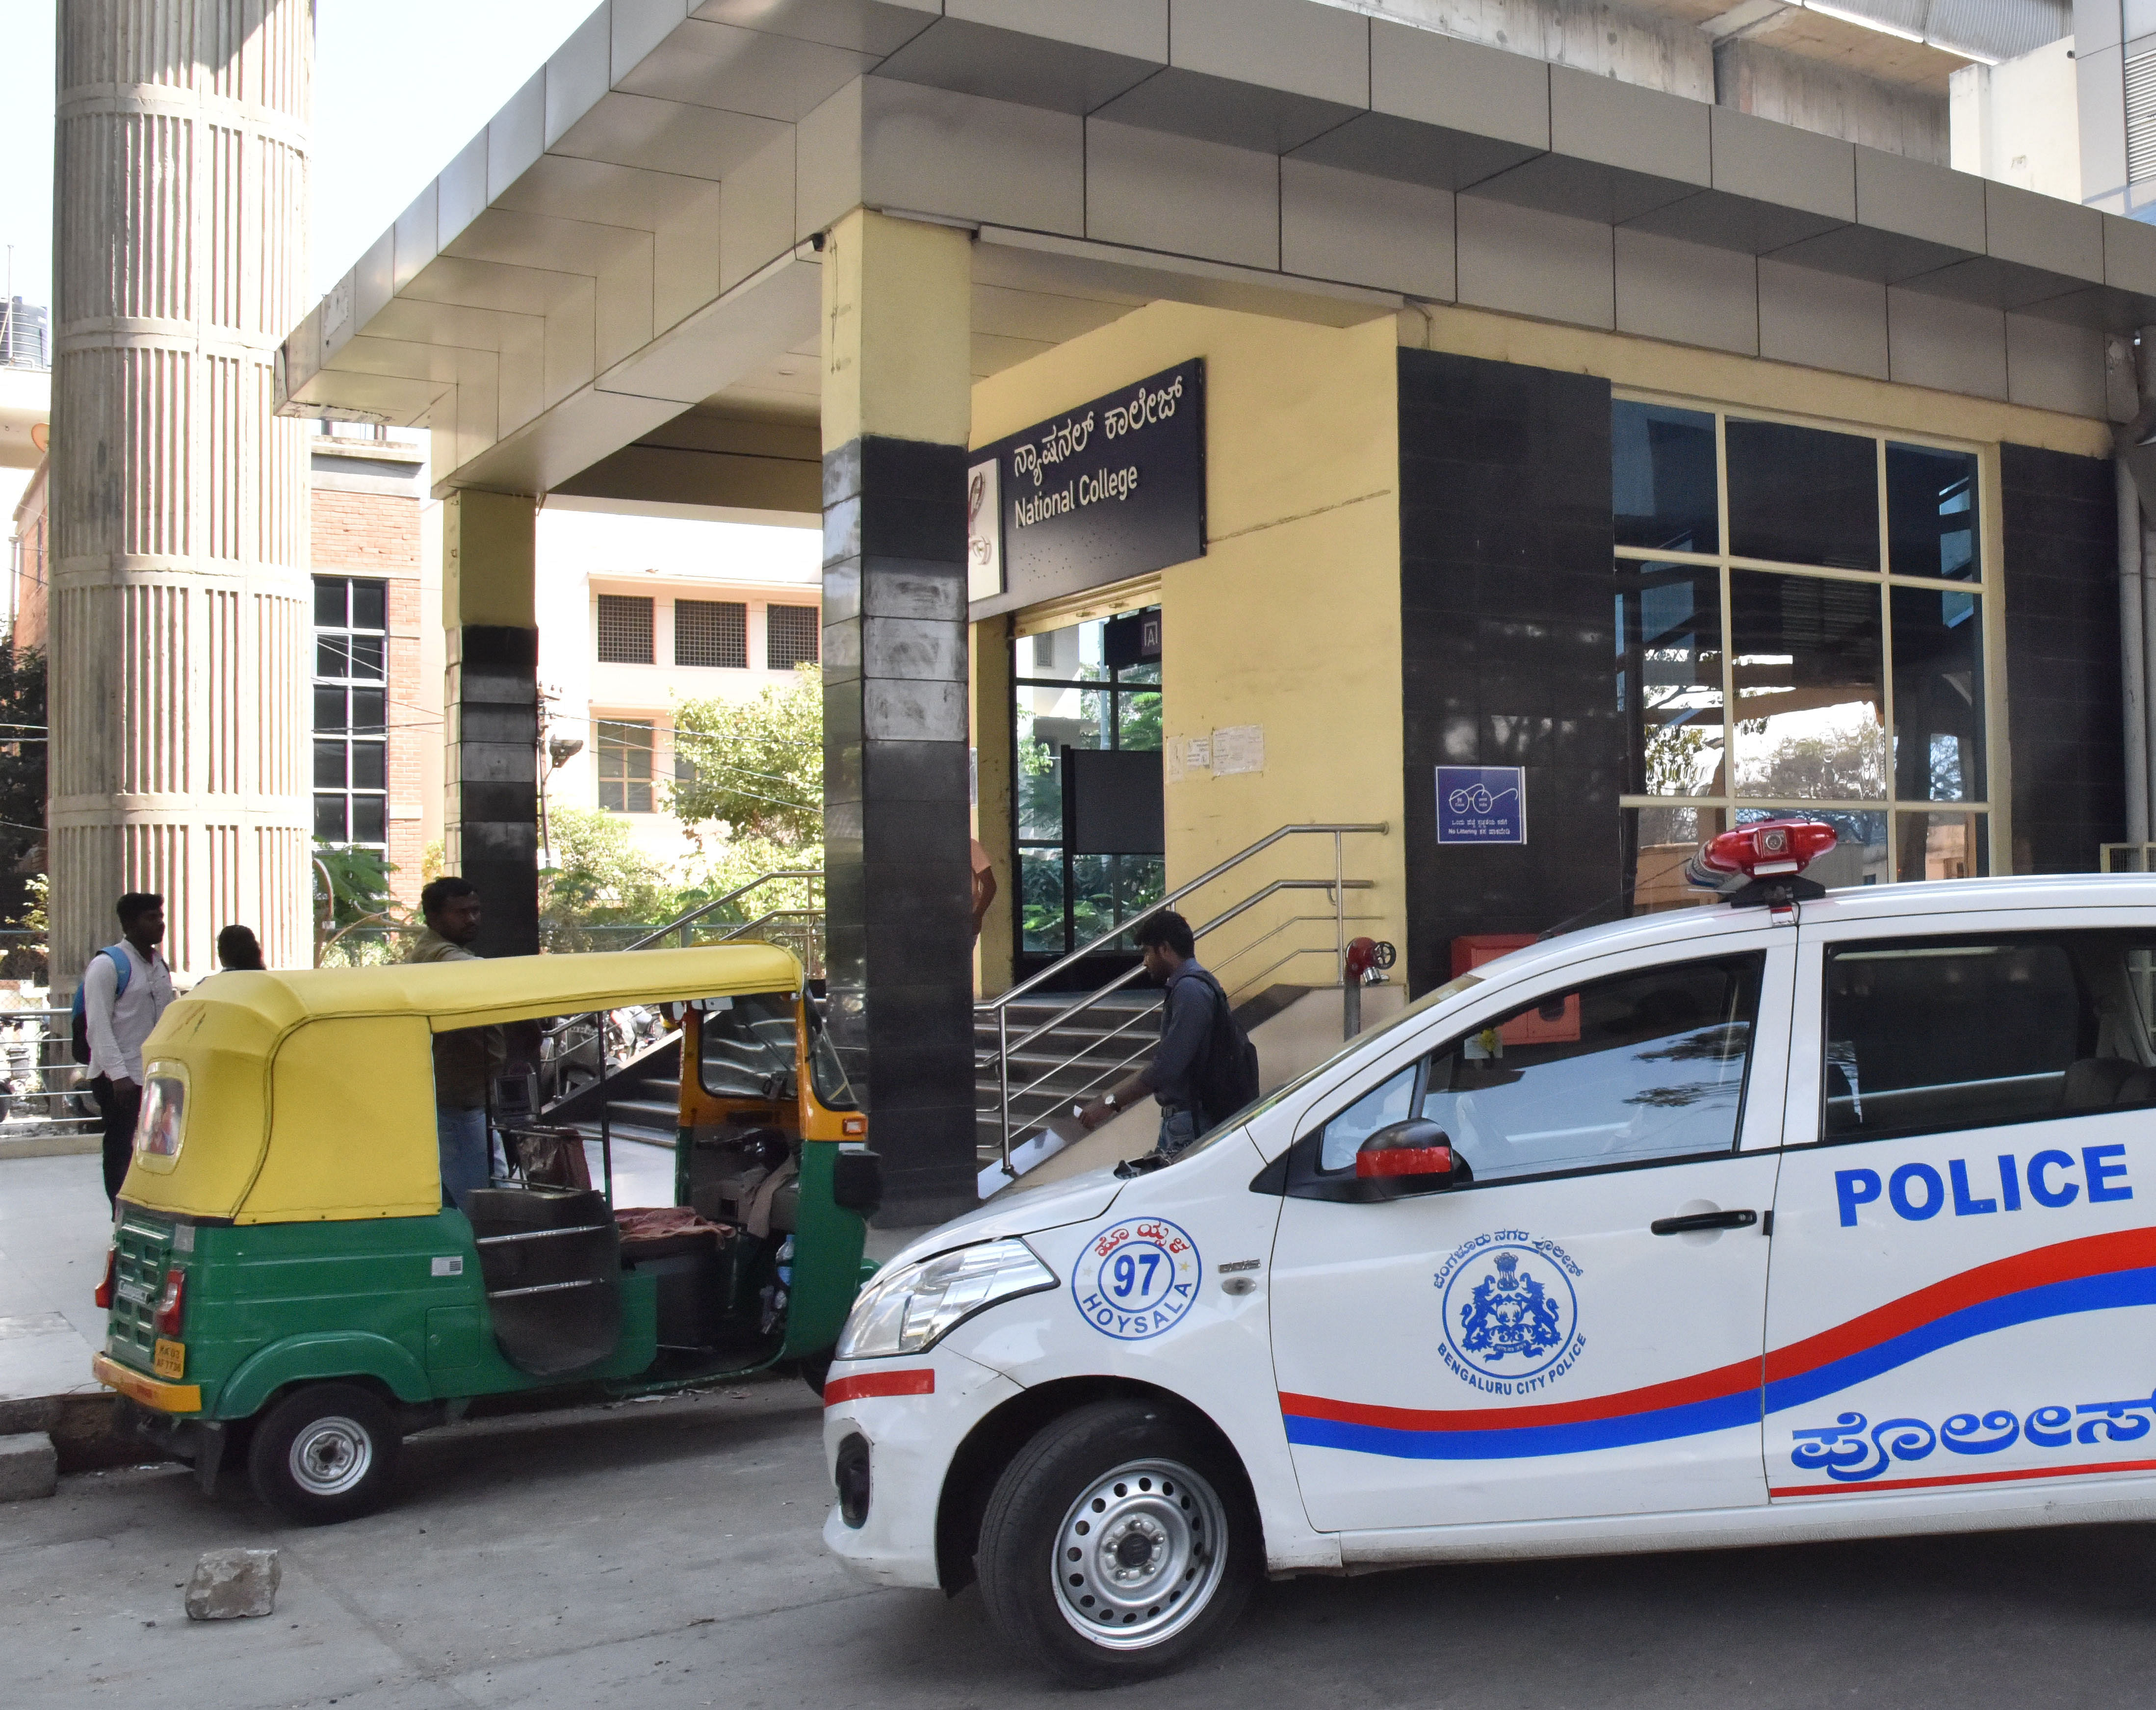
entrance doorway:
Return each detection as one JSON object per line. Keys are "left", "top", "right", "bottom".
{"left": 1013, "top": 607, "right": 1164, "bottom": 985}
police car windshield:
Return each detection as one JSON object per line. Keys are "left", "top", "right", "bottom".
{"left": 1168, "top": 972, "right": 1487, "bottom": 1160}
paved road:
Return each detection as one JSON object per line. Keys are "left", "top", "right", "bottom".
{"left": 9, "top": 1375, "right": 2156, "bottom": 1709}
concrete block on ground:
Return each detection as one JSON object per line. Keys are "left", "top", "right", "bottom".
{"left": 0, "top": 1430, "right": 58, "bottom": 1499}
{"left": 185, "top": 1548, "right": 282, "bottom": 1621}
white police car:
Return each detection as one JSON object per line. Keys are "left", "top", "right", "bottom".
{"left": 823, "top": 825, "right": 2156, "bottom": 1683}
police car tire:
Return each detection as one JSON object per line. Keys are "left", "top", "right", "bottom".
{"left": 246, "top": 1383, "right": 401, "bottom": 1525}
{"left": 976, "top": 1399, "right": 1258, "bottom": 1685}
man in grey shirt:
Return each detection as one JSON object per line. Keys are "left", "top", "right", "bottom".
{"left": 1077, "top": 910, "right": 1222, "bottom": 1158}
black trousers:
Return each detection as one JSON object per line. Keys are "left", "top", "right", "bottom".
{"left": 91, "top": 1075, "right": 142, "bottom": 1207}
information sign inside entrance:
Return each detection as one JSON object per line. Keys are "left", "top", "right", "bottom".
{"left": 1436, "top": 767, "right": 1527, "bottom": 844}
{"left": 969, "top": 360, "right": 1205, "bottom": 617}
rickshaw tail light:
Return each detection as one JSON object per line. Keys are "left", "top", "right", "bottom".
{"left": 94, "top": 1247, "right": 115, "bottom": 1310}
{"left": 153, "top": 1268, "right": 185, "bottom": 1336}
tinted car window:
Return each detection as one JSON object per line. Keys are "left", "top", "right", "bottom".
{"left": 1419, "top": 955, "right": 1763, "bottom": 1184}
{"left": 1316, "top": 1063, "right": 1420, "bottom": 1173}
{"left": 1820, "top": 935, "right": 2156, "bottom": 1142}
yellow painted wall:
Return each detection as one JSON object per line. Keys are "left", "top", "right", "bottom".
{"left": 971, "top": 300, "right": 1409, "bottom": 996}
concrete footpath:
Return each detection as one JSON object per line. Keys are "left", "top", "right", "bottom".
{"left": 0, "top": 1154, "right": 113, "bottom": 1420}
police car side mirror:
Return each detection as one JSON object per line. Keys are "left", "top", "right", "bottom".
{"left": 1353, "top": 1119, "right": 1457, "bottom": 1196}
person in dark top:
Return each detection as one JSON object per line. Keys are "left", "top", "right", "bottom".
{"left": 214, "top": 925, "right": 265, "bottom": 971}
{"left": 403, "top": 877, "right": 504, "bottom": 1208}
{"left": 1077, "top": 910, "right": 1221, "bottom": 1158}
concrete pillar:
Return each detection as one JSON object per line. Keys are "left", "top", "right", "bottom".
{"left": 819, "top": 209, "right": 976, "bottom": 1225}
{"left": 441, "top": 490, "right": 538, "bottom": 958}
{"left": 49, "top": 0, "right": 313, "bottom": 980}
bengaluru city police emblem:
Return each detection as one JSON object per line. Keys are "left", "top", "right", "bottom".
{"left": 1435, "top": 1234, "right": 1585, "bottom": 1391}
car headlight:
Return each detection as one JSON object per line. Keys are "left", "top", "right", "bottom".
{"left": 836, "top": 1238, "right": 1057, "bottom": 1359}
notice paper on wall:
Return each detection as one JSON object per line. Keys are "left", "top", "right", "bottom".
{"left": 1211, "top": 725, "right": 1264, "bottom": 776}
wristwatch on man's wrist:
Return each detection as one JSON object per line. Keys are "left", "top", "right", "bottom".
{"left": 1102, "top": 1093, "right": 1120, "bottom": 1113}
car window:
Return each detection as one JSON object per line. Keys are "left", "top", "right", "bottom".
{"left": 1316, "top": 1062, "right": 1421, "bottom": 1172}
{"left": 1821, "top": 933, "right": 2156, "bottom": 1143}
{"left": 1417, "top": 954, "right": 1764, "bottom": 1185}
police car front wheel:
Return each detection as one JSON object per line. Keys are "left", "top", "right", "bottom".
{"left": 976, "top": 1399, "right": 1258, "bottom": 1684}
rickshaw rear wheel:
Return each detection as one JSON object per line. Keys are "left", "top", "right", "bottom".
{"left": 247, "top": 1383, "right": 401, "bottom": 1524}
{"left": 976, "top": 1399, "right": 1258, "bottom": 1686}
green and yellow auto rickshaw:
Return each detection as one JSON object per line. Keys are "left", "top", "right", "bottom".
{"left": 91, "top": 945, "right": 880, "bottom": 1522}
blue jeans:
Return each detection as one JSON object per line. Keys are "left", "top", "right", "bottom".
{"left": 1156, "top": 1106, "right": 1211, "bottom": 1159}
{"left": 436, "top": 1105, "right": 492, "bottom": 1210}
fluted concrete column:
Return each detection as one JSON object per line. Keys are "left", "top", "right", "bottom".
{"left": 49, "top": 1, "right": 313, "bottom": 981}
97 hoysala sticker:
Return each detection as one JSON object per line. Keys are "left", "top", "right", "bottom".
{"left": 1072, "top": 1218, "right": 1201, "bottom": 1340}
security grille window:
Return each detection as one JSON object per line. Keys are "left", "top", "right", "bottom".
{"left": 767, "top": 603, "right": 820, "bottom": 669}
{"left": 596, "top": 595, "right": 655, "bottom": 664}
{"left": 312, "top": 575, "right": 389, "bottom": 846}
{"left": 1012, "top": 608, "right": 1165, "bottom": 964}
{"left": 597, "top": 719, "right": 655, "bottom": 813}
{"left": 675, "top": 599, "right": 747, "bottom": 669}
{"left": 1614, "top": 397, "right": 1992, "bottom": 910}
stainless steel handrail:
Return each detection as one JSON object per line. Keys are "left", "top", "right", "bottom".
{"left": 975, "top": 823, "right": 1387, "bottom": 1179}
{"left": 623, "top": 870, "right": 824, "bottom": 951}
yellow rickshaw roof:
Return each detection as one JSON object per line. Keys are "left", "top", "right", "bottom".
{"left": 178, "top": 943, "right": 806, "bottom": 1036}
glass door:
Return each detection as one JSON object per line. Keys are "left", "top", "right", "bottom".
{"left": 1013, "top": 609, "right": 1164, "bottom": 986}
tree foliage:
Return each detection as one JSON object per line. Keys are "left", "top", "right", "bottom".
{"left": 0, "top": 646, "right": 46, "bottom": 934}
{"left": 669, "top": 667, "right": 823, "bottom": 849}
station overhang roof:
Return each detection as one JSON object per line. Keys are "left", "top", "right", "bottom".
{"left": 279, "top": 0, "right": 2153, "bottom": 507}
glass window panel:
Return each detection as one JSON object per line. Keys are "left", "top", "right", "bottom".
{"left": 346, "top": 634, "right": 386, "bottom": 680}
{"left": 1421, "top": 954, "right": 1763, "bottom": 1184}
{"left": 1896, "top": 810, "right": 1988, "bottom": 882}
{"left": 1726, "top": 419, "right": 1879, "bottom": 570}
{"left": 350, "top": 796, "right": 387, "bottom": 842}
{"left": 350, "top": 688, "right": 386, "bottom": 736}
{"left": 1016, "top": 725, "right": 1064, "bottom": 841}
{"left": 1624, "top": 805, "right": 1730, "bottom": 915}
{"left": 1118, "top": 688, "right": 1163, "bottom": 751}
{"left": 1070, "top": 854, "right": 1119, "bottom": 947}
{"left": 315, "top": 636, "right": 348, "bottom": 678}
{"left": 350, "top": 579, "right": 387, "bottom": 630}
{"left": 1612, "top": 401, "right": 1719, "bottom": 554}
{"left": 1015, "top": 621, "right": 1107, "bottom": 684}
{"left": 313, "top": 685, "right": 347, "bottom": 731}
{"left": 598, "top": 779, "right": 625, "bottom": 813}
{"left": 1891, "top": 584, "right": 1985, "bottom": 803}
{"left": 1886, "top": 443, "right": 1979, "bottom": 581}
{"left": 350, "top": 741, "right": 387, "bottom": 790}
{"left": 1111, "top": 855, "right": 1166, "bottom": 935}
{"left": 313, "top": 740, "right": 346, "bottom": 789}
{"left": 1745, "top": 807, "right": 1888, "bottom": 887}
{"left": 1730, "top": 571, "right": 1886, "bottom": 800}
{"left": 313, "top": 577, "right": 346, "bottom": 626}
{"left": 1616, "top": 560, "right": 1724, "bottom": 798}
{"left": 1018, "top": 849, "right": 1066, "bottom": 954}
{"left": 313, "top": 794, "right": 347, "bottom": 840}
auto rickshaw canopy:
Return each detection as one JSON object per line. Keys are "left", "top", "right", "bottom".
{"left": 119, "top": 945, "right": 805, "bottom": 1225}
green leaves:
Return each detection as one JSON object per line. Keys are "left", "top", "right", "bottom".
{"left": 668, "top": 666, "right": 823, "bottom": 848}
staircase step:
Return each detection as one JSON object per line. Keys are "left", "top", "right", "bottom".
{"left": 607, "top": 1099, "right": 680, "bottom": 1125}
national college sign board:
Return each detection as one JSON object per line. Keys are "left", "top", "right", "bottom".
{"left": 967, "top": 360, "right": 1206, "bottom": 618}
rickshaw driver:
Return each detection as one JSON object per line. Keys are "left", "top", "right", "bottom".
{"left": 404, "top": 877, "right": 505, "bottom": 1209}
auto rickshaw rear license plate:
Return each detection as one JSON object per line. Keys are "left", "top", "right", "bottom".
{"left": 152, "top": 1339, "right": 184, "bottom": 1380}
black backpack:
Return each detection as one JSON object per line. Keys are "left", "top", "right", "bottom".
{"left": 1190, "top": 971, "right": 1261, "bottom": 1126}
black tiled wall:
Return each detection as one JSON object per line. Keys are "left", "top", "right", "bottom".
{"left": 822, "top": 435, "right": 978, "bottom": 1225}
{"left": 446, "top": 623, "right": 538, "bottom": 957}
{"left": 2000, "top": 444, "right": 2123, "bottom": 873}
{"left": 1398, "top": 349, "right": 1623, "bottom": 996}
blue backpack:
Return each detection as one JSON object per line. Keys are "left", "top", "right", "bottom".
{"left": 70, "top": 945, "right": 134, "bottom": 1066}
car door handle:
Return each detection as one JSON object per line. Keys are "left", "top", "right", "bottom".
{"left": 1650, "top": 1209, "right": 1759, "bottom": 1236}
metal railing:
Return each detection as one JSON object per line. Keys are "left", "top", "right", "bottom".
{"left": 0, "top": 1007, "right": 103, "bottom": 1140}
{"left": 975, "top": 824, "right": 1387, "bottom": 1178}
{"left": 624, "top": 870, "right": 825, "bottom": 953}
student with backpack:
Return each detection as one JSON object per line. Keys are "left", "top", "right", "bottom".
{"left": 1077, "top": 909, "right": 1260, "bottom": 1159}
{"left": 74, "top": 892, "right": 176, "bottom": 1208}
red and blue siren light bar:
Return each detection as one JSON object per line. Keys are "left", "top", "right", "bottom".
{"left": 1699, "top": 819, "right": 1839, "bottom": 881}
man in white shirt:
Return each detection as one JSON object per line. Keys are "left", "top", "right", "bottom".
{"left": 82, "top": 892, "right": 177, "bottom": 1208}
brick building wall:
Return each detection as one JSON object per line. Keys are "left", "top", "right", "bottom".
{"left": 309, "top": 439, "right": 431, "bottom": 910}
